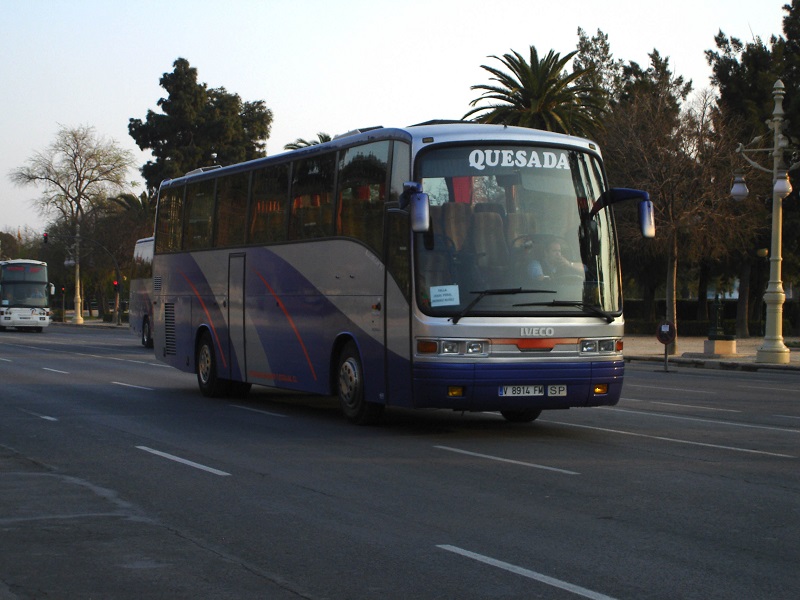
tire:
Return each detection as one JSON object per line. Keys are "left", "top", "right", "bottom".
{"left": 500, "top": 409, "right": 542, "bottom": 423}
{"left": 337, "top": 341, "right": 383, "bottom": 425}
{"left": 196, "top": 331, "right": 228, "bottom": 397}
{"left": 141, "top": 317, "right": 153, "bottom": 348}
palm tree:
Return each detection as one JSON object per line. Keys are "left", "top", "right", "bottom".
{"left": 464, "top": 46, "right": 605, "bottom": 138}
{"left": 284, "top": 132, "right": 332, "bottom": 150}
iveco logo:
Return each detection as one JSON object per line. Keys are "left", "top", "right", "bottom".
{"left": 520, "top": 327, "right": 554, "bottom": 336}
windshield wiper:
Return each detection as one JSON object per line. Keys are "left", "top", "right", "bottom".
{"left": 512, "top": 300, "right": 617, "bottom": 323}
{"left": 452, "top": 288, "right": 556, "bottom": 324}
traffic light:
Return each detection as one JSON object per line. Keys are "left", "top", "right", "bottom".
{"left": 43, "top": 232, "right": 48, "bottom": 244}
{"left": 113, "top": 280, "right": 119, "bottom": 292}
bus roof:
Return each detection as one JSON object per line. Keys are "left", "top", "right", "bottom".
{"left": 1, "top": 259, "right": 47, "bottom": 267}
{"left": 157, "top": 122, "right": 600, "bottom": 190}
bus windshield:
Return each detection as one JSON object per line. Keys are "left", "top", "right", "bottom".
{"left": 415, "top": 144, "right": 620, "bottom": 320}
{"left": 0, "top": 264, "right": 49, "bottom": 309}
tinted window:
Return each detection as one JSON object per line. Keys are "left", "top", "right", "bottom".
{"left": 215, "top": 172, "right": 250, "bottom": 248}
{"left": 183, "top": 179, "right": 216, "bottom": 250}
{"left": 337, "top": 141, "right": 390, "bottom": 253}
{"left": 250, "top": 163, "right": 290, "bottom": 244}
{"left": 289, "top": 153, "right": 336, "bottom": 240}
{"left": 155, "top": 186, "right": 184, "bottom": 253}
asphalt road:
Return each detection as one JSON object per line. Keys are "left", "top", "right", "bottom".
{"left": 1, "top": 326, "right": 798, "bottom": 599}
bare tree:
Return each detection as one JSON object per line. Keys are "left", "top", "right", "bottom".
{"left": 9, "top": 124, "right": 135, "bottom": 323}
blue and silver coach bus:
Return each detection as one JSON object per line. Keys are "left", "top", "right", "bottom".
{"left": 151, "top": 122, "right": 654, "bottom": 423}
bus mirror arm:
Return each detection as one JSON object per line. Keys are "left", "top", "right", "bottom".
{"left": 402, "top": 181, "right": 430, "bottom": 233}
{"left": 591, "top": 188, "right": 655, "bottom": 239}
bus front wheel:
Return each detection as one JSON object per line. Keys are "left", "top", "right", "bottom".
{"left": 337, "top": 342, "right": 383, "bottom": 425}
{"left": 197, "top": 331, "right": 226, "bottom": 398}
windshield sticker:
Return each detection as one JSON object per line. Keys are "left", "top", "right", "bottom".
{"left": 468, "top": 149, "right": 569, "bottom": 171}
{"left": 430, "top": 285, "right": 460, "bottom": 307}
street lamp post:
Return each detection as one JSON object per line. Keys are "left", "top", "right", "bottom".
{"left": 730, "top": 80, "right": 794, "bottom": 364}
{"left": 72, "top": 220, "right": 83, "bottom": 325}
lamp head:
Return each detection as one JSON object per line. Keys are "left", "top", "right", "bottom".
{"left": 730, "top": 172, "right": 749, "bottom": 201}
{"left": 774, "top": 170, "right": 792, "bottom": 198}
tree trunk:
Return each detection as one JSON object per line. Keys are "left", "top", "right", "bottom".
{"left": 696, "top": 262, "right": 710, "bottom": 321}
{"left": 665, "top": 231, "right": 679, "bottom": 355}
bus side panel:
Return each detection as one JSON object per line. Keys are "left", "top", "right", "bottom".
{"left": 412, "top": 359, "right": 624, "bottom": 411}
{"left": 154, "top": 242, "right": 391, "bottom": 402}
{"left": 244, "top": 245, "right": 386, "bottom": 400}
{"left": 153, "top": 252, "right": 241, "bottom": 380}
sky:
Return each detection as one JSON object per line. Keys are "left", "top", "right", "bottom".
{"left": 0, "top": 0, "right": 788, "bottom": 235}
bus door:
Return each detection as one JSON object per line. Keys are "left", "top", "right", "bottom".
{"left": 228, "top": 253, "right": 247, "bottom": 381}
{"left": 383, "top": 209, "right": 412, "bottom": 406}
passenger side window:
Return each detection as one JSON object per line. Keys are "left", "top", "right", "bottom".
{"left": 289, "top": 154, "right": 336, "bottom": 240}
{"left": 337, "top": 141, "right": 390, "bottom": 254}
{"left": 215, "top": 172, "right": 250, "bottom": 248}
{"left": 250, "top": 163, "right": 290, "bottom": 244}
{"left": 183, "top": 179, "right": 216, "bottom": 250}
{"left": 155, "top": 187, "right": 184, "bottom": 253}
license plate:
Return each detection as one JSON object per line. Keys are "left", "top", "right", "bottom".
{"left": 548, "top": 384, "right": 567, "bottom": 396}
{"left": 499, "top": 385, "right": 544, "bottom": 397}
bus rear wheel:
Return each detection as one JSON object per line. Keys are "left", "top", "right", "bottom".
{"left": 141, "top": 317, "right": 153, "bottom": 348}
{"left": 500, "top": 409, "right": 542, "bottom": 423}
{"left": 337, "top": 341, "right": 383, "bottom": 425}
{"left": 197, "top": 331, "right": 227, "bottom": 398}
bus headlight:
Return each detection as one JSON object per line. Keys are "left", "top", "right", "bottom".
{"left": 466, "top": 341, "right": 484, "bottom": 354}
{"left": 441, "top": 341, "right": 459, "bottom": 354}
{"left": 416, "top": 339, "right": 488, "bottom": 357}
{"left": 580, "top": 338, "right": 620, "bottom": 355}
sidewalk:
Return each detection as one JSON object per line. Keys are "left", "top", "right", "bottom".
{"left": 623, "top": 334, "right": 800, "bottom": 371}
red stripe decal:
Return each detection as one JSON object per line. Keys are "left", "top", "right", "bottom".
{"left": 253, "top": 271, "right": 317, "bottom": 381}
{"left": 180, "top": 271, "right": 227, "bottom": 369}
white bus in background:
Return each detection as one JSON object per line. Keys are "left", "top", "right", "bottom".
{"left": 129, "top": 236, "right": 155, "bottom": 347}
{"left": 0, "top": 259, "right": 55, "bottom": 332}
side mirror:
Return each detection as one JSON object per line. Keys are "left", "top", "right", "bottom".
{"left": 49, "top": 283, "right": 55, "bottom": 296}
{"left": 592, "top": 187, "right": 655, "bottom": 239}
{"left": 403, "top": 182, "right": 430, "bottom": 233}
{"left": 639, "top": 199, "right": 655, "bottom": 238}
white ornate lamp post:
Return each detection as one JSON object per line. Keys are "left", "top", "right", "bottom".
{"left": 731, "top": 80, "right": 794, "bottom": 363}
{"left": 72, "top": 219, "right": 83, "bottom": 325}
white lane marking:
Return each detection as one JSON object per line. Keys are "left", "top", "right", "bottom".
{"left": 624, "top": 383, "right": 716, "bottom": 394}
{"left": 18, "top": 409, "right": 58, "bottom": 422}
{"left": 135, "top": 446, "right": 231, "bottom": 476}
{"left": 612, "top": 407, "right": 800, "bottom": 434}
{"left": 231, "top": 405, "right": 288, "bottom": 418}
{"left": 740, "top": 384, "right": 800, "bottom": 394}
{"left": 545, "top": 421, "right": 795, "bottom": 458}
{"left": 0, "top": 358, "right": 11, "bottom": 362}
{"left": 1, "top": 341, "right": 170, "bottom": 367}
{"left": 437, "top": 545, "right": 618, "bottom": 600}
{"left": 112, "top": 381, "right": 155, "bottom": 391}
{"left": 43, "top": 367, "right": 69, "bottom": 374}
{"left": 776, "top": 414, "right": 800, "bottom": 420}
{"left": 623, "top": 398, "right": 740, "bottom": 413}
{"left": 435, "top": 446, "right": 579, "bottom": 475}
